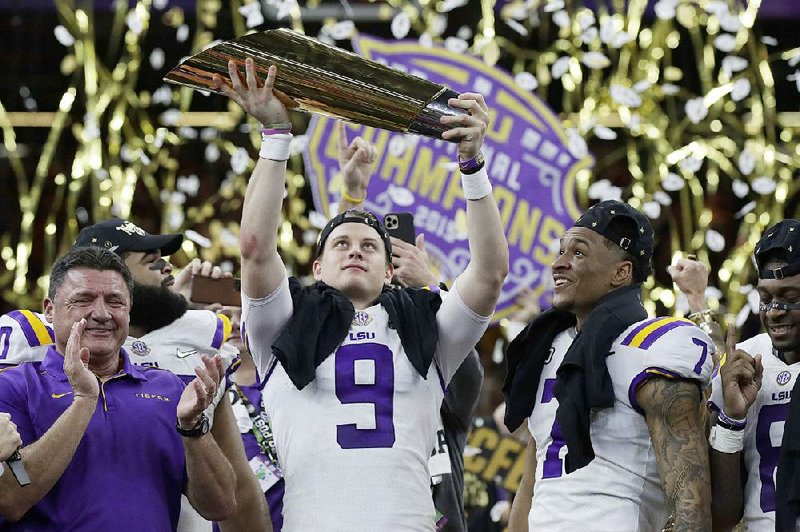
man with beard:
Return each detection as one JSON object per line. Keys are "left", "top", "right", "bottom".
{"left": 0, "top": 219, "right": 270, "bottom": 532}
{"left": 708, "top": 219, "right": 800, "bottom": 531}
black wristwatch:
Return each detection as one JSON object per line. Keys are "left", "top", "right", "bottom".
{"left": 176, "top": 413, "right": 210, "bottom": 438}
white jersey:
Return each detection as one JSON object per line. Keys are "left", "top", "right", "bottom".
{"left": 527, "top": 317, "right": 714, "bottom": 531}
{"left": 708, "top": 333, "right": 799, "bottom": 531}
{"left": 242, "top": 277, "right": 489, "bottom": 531}
{"left": 0, "top": 308, "right": 240, "bottom": 532}
{"left": 0, "top": 310, "right": 54, "bottom": 366}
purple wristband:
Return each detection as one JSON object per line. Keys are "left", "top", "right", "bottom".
{"left": 718, "top": 410, "right": 747, "bottom": 429}
{"left": 459, "top": 152, "right": 485, "bottom": 174}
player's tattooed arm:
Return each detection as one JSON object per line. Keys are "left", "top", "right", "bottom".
{"left": 638, "top": 377, "right": 711, "bottom": 532}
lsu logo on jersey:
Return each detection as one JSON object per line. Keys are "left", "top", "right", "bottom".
{"left": 348, "top": 331, "right": 376, "bottom": 342}
{"left": 621, "top": 317, "right": 695, "bottom": 350}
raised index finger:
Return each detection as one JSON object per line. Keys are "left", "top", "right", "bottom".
{"left": 725, "top": 322, "right": 737, "bottom": 361}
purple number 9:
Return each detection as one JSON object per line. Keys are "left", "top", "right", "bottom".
{"left": 541, "top": 378, "right": 566, "bottom": 478}
{"left": 335, "top": 343, "right": 396, "bottom": 449}
{"left": 756, "top": 402, "right": 789, "bottom": 512}
{"left": 0, "top": 327, "right": 11, "bottom": 359}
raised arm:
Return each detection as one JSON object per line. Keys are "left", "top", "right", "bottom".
{"left": 637, "top": 377, "right": 712, "bottom": 532}
{"left": 179, "top": 355, "right": 237, "bottom": 521}
{"left": 442, "top": 94, "right": 509, "bottom": 317}
{"left": 336, "top": 121, "right": 378, "bottom": 212}
{"left": 709, "top": 326, "right": 762, "bottom": 531}
{"left": 0, "top": 320, "right": 98, "bottom": 521}
{"left": 213, "top": 59, "right": 290, "bottom": 300}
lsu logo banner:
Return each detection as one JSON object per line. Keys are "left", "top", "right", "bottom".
{"left": 304, "top": 34, "right": 592, "bottom": 321}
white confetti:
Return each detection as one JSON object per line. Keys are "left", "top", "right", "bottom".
{"left": 747, "top": 288, "right": 761, "bottom": 315}
{"left": 514, "top": 71, "right": 538, "bottom": 91}
{"left": 731, "top": 179, "right": 749, "bottom": 198}
{"left": 153, "top": 0, "right": 169, "bottom": 9}
{"left": 430, "top": 15, "right": 448, "bottom": 37}
{"left": 231, "top": 147, "right": 250, "bottom": 174}
{"left": 609, "top": 32, "right": 634, "bottom": 48}
{"left": 738, "top": 148, "right": 756, "bottom": 175}
{"left": 661, "top": 84, "right": 680, "bottom": 95}
{"left": 505, "top": 18, "right": 529, "bottom": 36}
{"left": 388, "top": 136, "right": 408, "bottom": 157}
{"left": 439, "top": 0, "right": 469, "bottom": 12}
{"left": 678, "top": 156, "right": 703, "bottom": 173}
{"left": 290, "top": 135, "right": 309, "bottom": 157}
{"left": 722, "top": 56, "right": 748, "bottom": 77}
{"left": 787, "top": 71, "right": 800, "bottom": 92}
{"left": 705, "top": 230, "right": 726, "bottom": 252}
{"left": 751, "top": 176, "right": 777, "bottom": 195}
{"left": 184, "top": 229, "right": 211, "bottom": 248}
{"left": 714, "top": 34, "right": 737, "bottom": 53}
{"left": 685, "top": 97, "right": 708, "bottom": 124}
{"left": 160, "top": 109, "right": 181, "bottom": 126}
{"left": 566, "top": 128, "right": 589, "bottom": 159}
{"left": 177, "top": 175, "right": 200, "bottom": 196}
{"left": 54, "top": 25, "right": 75, "bottom": 47}
{"left": 661, "top": 172, "right": 685, "bottom": 192}
{"left": 418, "top": 33, "right": 434, "bottom": 48}
{"left": 653, "top": 191, "right": 672, "bottom": 206}
{"left": 582, "top": 51, "right": 611, "bottom": 69}
{"left": 593, "top": 125, "right": 617, "bottom": 140}
{"left": 176, "top": 24, "right": 189, "bottom": 43}
{"left": 238, "top": 2, "right": 265, "bottom": 28}
{"left": 205, "top": 143, "right": 220, "bottom": 163}
{"left": 642, "top": 201, "right": 661, "bottom": 219}
{"left": 152, "top": 86, "right": 172, "bottom": 106}
{"left": 587, "top": 179, "right": 622, "bottom": 201}
{"left": 731, "top": 78, "right": 751, "bottom": 101}
{"left": 654, "top": 0, "right": 677, "bottom": 20}
{"left": 599, "top": 17, "right": 616, "bottom": 44}
{"left": 610, "top": 84, "right": 642, "bottom": 107}
{"left": 552, "top": 56, "right": 570, "bottom": 79}
{"left": 391, "top": 11, "right": 411, "bottom": 39}
{"left": 626, "top": 113, "right": 641, "bottom": 130}
{"left": 633, "top": 80, "right": 651, "bottom": 93}
{"left": 126, "top": 10, "right": 144, "bottom": 35}
{"left": 444, "top": 37, "right": 469, "bottom": 54}
{"left": 718, "top": 12, "right": 742, "bottom": 33}
{"left": 329, "top": 20, "right": 355, "bottom": 40}
{"left": 457, "top": 25, "right": 473, "bottom": 40}
{"left": 552, "top": 10, "right": 571, "bottom": 29}
{"left": 200, "top": 127, "right": 217, "bottom": 141}
{"left": 167, "top": 211, "right": 185, "bottom": 231}
{"left": 543, "top": 0, "right": 564, "bottom": 13}
{"left": 734, "top": 200, "right": 756, "bottom": 219}
{"left": 580, "top": 27, "right": 598, "bottom": 44}
{"left": 149, "top": 49, "right": 165, "bottom": 71}
{"left": 275, "top": 0, "right": 298, "bottom": 21}
{"left": 309, "top": 211, "right": 329, "bottom": 230}
{"left": 704, "top": 1, "right": 729, "bottom": 16}
{"left": 576, "top": 11, "right": 595, "bottom": 30}
{"left": 761, "top": 36, "right": 778, "bottom": 46}
{"left": 387, "top": 185, "right": 415, "bottom": 207}
{"left": 83, "top": 114, "right": 100, "bottom": 141}
{"left": 178, "top": 126, "right": 197, "bottom": 139}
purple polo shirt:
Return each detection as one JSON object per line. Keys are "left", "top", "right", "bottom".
{"left": 0, "top": 346, "right": 188, "bottom": 531}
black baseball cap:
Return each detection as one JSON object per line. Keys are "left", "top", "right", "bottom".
{"left": 317, "top": 210, "right": 392, "bottom": 261}
{"left": 74, "top": 219, "right": 183, "bottom": 256}
{"left": 574, "top": 199, "right": 654, "bottom": 281}
{"left": 754, "top": 219, "right": 800, "bottom": 279}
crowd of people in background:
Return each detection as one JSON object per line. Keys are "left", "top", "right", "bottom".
{"left": 0, "top": 59, "right": 798, "bottom": 532}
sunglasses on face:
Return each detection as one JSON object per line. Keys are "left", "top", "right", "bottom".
{"left": 759, "top": 301, "right": 800, "bottom": 312}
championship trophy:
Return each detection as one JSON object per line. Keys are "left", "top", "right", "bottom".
{"left": 163, "top": 28, "right": 466, "bottom": 140}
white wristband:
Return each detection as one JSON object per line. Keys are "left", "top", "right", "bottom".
{"left": 460, "top": 167, "right": 492, "bottom": 200}
{"left": 709, "top": 424, "right": 745, "bottom": 453}
{"left": 259, "top": 133, "right": 293, "bottom": 161}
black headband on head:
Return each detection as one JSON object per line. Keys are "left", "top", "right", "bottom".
{"left": 317, "top": 210, "right": 393, "bottom": 261}
{"left": 573, "top": 199, "right": 654, "bottom": 280}
{"left": 755, "top": 219, "right": 800, "bottom": 280}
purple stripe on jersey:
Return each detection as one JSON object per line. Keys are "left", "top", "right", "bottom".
{"left": 638, "top": 320, "right": 693, "bottom": 350}
{"left": 266, "top": 478, "right": 285, "bottom": 531}
{"left": 46, "top": 325, "right": 54, "bottom": 342}
{"left": 627, "top": 367, "right": 684, "bottom": 415}
{"left": 8, "top": 310, "right": 40, "bottom": 347}
{"left": 435, "top": 362, "right": 446, "bottom": 394}
{"left": 259, "top": 358, "right": 279, "bottom": 390}
{"left": 211, "top": 318, "right": 225, "bottom": 349}
{"left": 621, "top": 317, "right": 661, "bottom": 345}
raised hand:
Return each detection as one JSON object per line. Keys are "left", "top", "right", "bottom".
{"left": 177, "top": 354, "right": 223, "bottom": 428}
{"left": 440, "top": 92, "right": 490, "bottom": 161}
{"left": 337, "top": 122, "right": 378, "bottom": 200}
{"left": 63, "top": 319, "right": 100, "bottom": 400}
{"left": 212, "top": 58, "right": 290, "bottom": 126}
{"left": 668, "top": 258, "right": 709, "bottom": 313}
{"left": 171, "top": 258, "right": 232, "bottom": 303}
{"left": 720, "top": 324, "right": 763, "bottom": 419}
{"left": 390, "top": 234, "right": 438, "bottom": 288}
